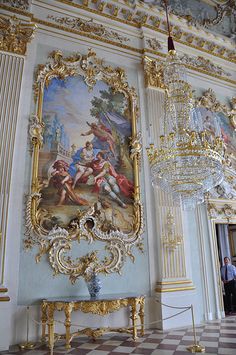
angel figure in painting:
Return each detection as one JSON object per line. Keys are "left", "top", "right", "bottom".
{"left": 91, "top": 152, "right": 134, "bottom": 208}
{"left": 81, "top": 122, "right": 116, "bottom": 156}
{"left": 50, "top": 160, "right": 88, "bottom": 206}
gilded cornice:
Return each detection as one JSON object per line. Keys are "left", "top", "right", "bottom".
{"left": 54, "top": 0, "right": 236, "bottom": 64}
{"left": 0, "top": 15, "right": 36, "bottom": 55}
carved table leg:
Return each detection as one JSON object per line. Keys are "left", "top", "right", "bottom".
{"left": 47, "top": 304, "right": 55, "bottom": 351}
{"left": 130, "top": 298, "right": 138, "bottom": 340}
{"left": 139, "top": 298, "right": 145, "bottom": 336}
{"left": 64, "top": 303, "right": 73, "bottom": 349}
{"left": 41, "top": 301, "right": 47, "bottom": 343}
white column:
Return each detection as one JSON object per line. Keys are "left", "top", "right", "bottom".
{"left": 0, "top": 51, "right": 24, "bottom": 350}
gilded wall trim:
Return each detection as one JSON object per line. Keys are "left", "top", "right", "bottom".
{"left": 0, "top": 15, "right": 36, "bottom": 55}
{"left": 155, "top": 286, "right": 195, "bottom": 293}
{"left": 1, "top": 1, "right": 236, "bottom": 65}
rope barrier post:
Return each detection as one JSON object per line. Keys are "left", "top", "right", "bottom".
{"left": 187, "top": 304, "right": 205, "bottom": 353}
{"left": 19, "top": 306, "right": 36, "bottom": 350}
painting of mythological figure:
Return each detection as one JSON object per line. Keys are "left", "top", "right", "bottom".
{"left": 38, "top": 76, "right": 134, "bottom": 232}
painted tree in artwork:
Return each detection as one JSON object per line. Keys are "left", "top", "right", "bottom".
{"left": 90, "top": 87, "right": 133, "bottom": 174}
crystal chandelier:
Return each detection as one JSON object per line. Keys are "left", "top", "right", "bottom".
{"left": 146, "top": 0, "right": 224, "bottom": 209}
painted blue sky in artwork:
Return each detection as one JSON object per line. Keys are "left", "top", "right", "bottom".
{"left": 42, "top": 76, "right": 109, "bottom": 146}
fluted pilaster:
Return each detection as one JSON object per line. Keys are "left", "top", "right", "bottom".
{"left": 0, "top": 52, "right": 24, "bottom": 300}
{"left": 146, "top": 87, "right": 194, "bottom": 292}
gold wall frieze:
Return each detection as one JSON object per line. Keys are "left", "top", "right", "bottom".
{"left": 0, "top": 14, "right": 36, "bottom": 55}
{"left": 31, "top": 16, "right": 142, "bottom": 54}
{"left": 47, "top": 14, "right": 130, "bottom": 44}
{"left": 28, "top": 16, "right": 235, "bottom": 87}
{"left": 53, "top": 0, "right": 236, "bottom": 64}
{"left": 1, "top": 1, "right": 235, "bottom": 64}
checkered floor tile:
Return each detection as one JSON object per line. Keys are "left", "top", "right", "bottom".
{"left": 1, "top": 316, "right": 236, "bottom": 354}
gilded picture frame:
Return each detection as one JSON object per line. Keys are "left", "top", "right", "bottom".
{"left": 25, "top": 49, "right": 143, "bottom": 283}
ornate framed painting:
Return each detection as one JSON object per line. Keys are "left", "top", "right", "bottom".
{"left": 25, "top": 50, "right": 143, "bottom": 282}
{"left": 195, "top": 89, "right": 236, "bottom": 201}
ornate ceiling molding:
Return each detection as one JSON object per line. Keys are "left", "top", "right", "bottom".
{"left": 0, "top": 15, "right": 36, "bottom": 55}
{"left": 145, "top": 37, "right": 163, "bottom": 51}
{"left": 47, "top": 15, "right": 130, "bottom": 44}
{"left": 1, "top": 1, "right": 236, "bottom": 67}
{"left": 53, "top": 0, "right": 236, "bottom": 63}
{"left": 2, "top": 0, "right": 30, "bottom": 11}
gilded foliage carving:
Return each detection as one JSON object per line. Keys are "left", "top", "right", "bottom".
{"left": 0, "top": 15, "right": 36, "bottom": 55}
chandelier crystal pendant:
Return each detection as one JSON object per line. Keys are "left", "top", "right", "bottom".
{"left": 146, "top": 1, "right": 224, "bottom": 209}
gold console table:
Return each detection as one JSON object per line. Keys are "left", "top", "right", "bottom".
{"left": 41, "top": 293, "right": 145, "bottom": 350}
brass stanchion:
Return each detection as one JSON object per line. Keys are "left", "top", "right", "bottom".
{"left": 187, "top": 305, "right": 205, "bottom": 353}
{"left": 19, "top": 306, "right": 36, "bottom": 350}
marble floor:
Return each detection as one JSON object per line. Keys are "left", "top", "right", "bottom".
{"left": 1, "top": 316, "right": 236, "bottom": 355}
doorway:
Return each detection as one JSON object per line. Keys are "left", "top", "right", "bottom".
{"left": 216, "top": 224, "right": 236, "bottom": 314}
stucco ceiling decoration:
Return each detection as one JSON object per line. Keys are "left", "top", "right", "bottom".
{"left": 141, "top": 0, "right": 236, "bottom": 40}
{"left": 2, "top": 0, "right": 30, "bottom": 10}
{"left": 56, "top": 0, "right": 235, "bottom": 63}
{"left": 47, "top": 14, "right": 130, "bottom": 44}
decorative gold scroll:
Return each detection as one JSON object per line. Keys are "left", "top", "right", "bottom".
{"left": 25, "top": 49, "right": 143, "bottom": 283}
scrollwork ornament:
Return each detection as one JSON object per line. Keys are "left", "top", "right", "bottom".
{"left": 29, "top": 115, "right": 44, "bottom": 148}
{"left": 47, "top": 15, "right": 130, "bottom": 44}
{"left": 25, "top": 49, "right": 143, "bottom": 282}
{"left": 196, "top": 88, "right": 228, "bottom": 114}
{"left": 229, "top": 97, "right": 236, "bottom": 130}
{"left": 130, "top": 132, "right": 142, "bottom": 164}
{"left": 2, "top": 0, "right": 30, "bottom": 10}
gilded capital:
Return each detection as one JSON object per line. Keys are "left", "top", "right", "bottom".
{"left": 143, "top": 56, "right": 165, "bottom": 90}
{"left": 0, "top": 15, "right": 36, "bottom": 55}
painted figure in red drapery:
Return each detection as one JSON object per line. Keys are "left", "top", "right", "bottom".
{"left": 91, "top": 152, "right": 133, "bottom": 208}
